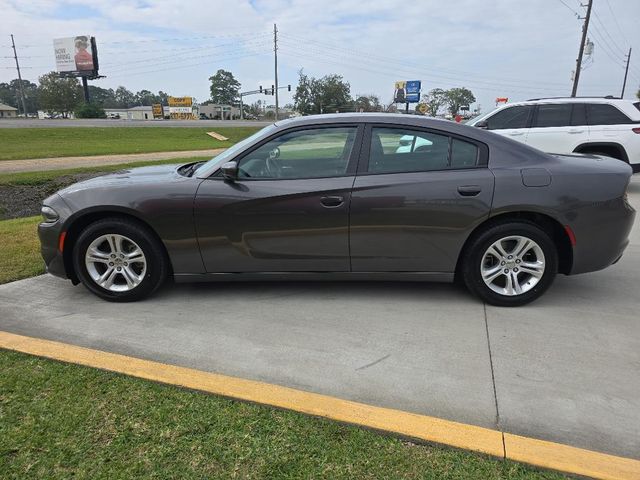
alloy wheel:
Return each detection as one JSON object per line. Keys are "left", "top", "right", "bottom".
{"left": 480, "top": 235, "right": 546, "bottom": 296}
{"left": 84, "top": 234, "right": 147, "bottom": 292}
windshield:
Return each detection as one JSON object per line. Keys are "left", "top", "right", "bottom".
{"left": 194, "top": 124, "right": 278, "bottom": 175}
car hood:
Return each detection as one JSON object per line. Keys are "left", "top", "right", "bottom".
{"left": 57, "top": 164, "right": 183, "bottom": 196}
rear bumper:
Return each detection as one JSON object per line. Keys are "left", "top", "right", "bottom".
{"left": 569, "top": 196, "right": 636, "bottom": 274}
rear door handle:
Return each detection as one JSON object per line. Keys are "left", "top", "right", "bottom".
{"left": 320, "top": 195, "right": 344, "bottom": 207}
{"left": 568, "top": 129, "right": 584, "bottom": 134}
{"left": 508, "top": 131, "right": 525, "bottom": 136}
{"left": 457, "top": 185, "right": 482, "bottom": 196}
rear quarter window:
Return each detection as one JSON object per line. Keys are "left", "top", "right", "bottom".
{"left": 587, "top": 104, "right": 633, "bottom": 125}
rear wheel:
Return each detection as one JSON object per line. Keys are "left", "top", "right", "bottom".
{"left": 72, "top": 218, "right": 168, "bottom": 302}
{"left": 461, "top": 222, "right": 558, "bottom": 307}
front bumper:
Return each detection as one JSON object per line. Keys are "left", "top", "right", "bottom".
{"left": 37, "top": 194, "right": 73, "bottom": 280}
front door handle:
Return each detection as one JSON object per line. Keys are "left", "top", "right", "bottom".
{"left": 508, "top": 131, "right": 525, "bottom": 136}
{"left": 320, "top": 195, "right": 344, "bottom": 207}
{"left": 457, "top": 185, "right": 482, "bottom": 196}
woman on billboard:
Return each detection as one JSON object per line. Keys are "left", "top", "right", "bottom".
{"left": 74, "top": 36, "right": 94, "bottom": 71}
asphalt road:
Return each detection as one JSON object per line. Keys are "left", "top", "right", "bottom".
{"left": 0, "top": 119, "right": 271, "bottom": 128}
{"left": 1, "top": 176, "right": 638, "bottom": 460}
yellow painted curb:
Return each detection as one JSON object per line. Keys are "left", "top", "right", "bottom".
{"left": 504, "top": 433, "right": 640, "bottom": 480}
{"left": 1, "top": 330, "right": 639, "bottom": 479}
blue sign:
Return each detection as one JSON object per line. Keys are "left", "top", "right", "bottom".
{"left": 405, "top": 80, "right": 421, "bottom": 103}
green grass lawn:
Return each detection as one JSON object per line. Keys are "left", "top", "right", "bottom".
{"left": 0, "top": 349, "right": 567, "bottom": 479}
{"left": 0, "top": 127, "right": 260, "bottom": 160}
{"left": 0, "top": 216, "right": 43, "bottom": 284}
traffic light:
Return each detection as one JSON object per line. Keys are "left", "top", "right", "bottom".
{"left": 271, "top": 85, "right": 275, "bottom": 95}
{"left": 287, "top": 84, "right": 291, "bottom": 91}
{"left": 259, "top": 85, "right": 263, "bottom": 93}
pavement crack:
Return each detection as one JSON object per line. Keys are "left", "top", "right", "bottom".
{"left": 483, "top": 303, "right": 502, "bottom": 433}
{"left": 356, "top": 354, "right": 391, "bottom": 371}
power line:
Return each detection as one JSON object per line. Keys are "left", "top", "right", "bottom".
{"left": 591, "top": 9, "right": 627, "bottom": 57}
{"left": 279, "top": 33, "right": 603, "bottom": 89}
{"left": 604, "top": 0, "right": 630, "bottom": 45}
{"left": 556, "top": 0, "right": 580, "bottom": 16}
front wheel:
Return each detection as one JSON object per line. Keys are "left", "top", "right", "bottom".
{"left": 72, "top": 218, "right": 169, "bottom": 302}
{"left": 461, "top": 222, "right": 558, "bottom": 307}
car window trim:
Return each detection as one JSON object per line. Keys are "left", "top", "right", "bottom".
{"left": 206, "top": 123, "right": 365, "bottom": 181}
{"left": 356, "top": 123, "right": 489, "bottom": 176}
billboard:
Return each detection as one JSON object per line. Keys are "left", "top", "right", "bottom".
{"left": 53, "top": 36, "right": 98, "bottom": 75}
{"left": 168, "top": 96, "right": 196, "bottom": 120}
{"left": 394, "top": 80, "right": 421, "bottom": 103}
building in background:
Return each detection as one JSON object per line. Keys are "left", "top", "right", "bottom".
{"left": 0, "top": 103, "right": 18, "bottom": 118}
{"left": 198, "top": 104, "right": 240, "bottom": 120}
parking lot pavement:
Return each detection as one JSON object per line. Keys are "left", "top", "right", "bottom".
{"left": 1, "top": 177, "right": 639, "bottom": 461}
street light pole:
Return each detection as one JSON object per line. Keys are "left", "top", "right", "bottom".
{"left": 274, "top": 23, "right": 279, "bottom": 121}
{"left": 621, "top": 47, "right": 632, "bottom": 98}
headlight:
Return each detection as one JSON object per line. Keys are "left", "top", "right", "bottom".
{"left": 41, "top": 205, "right": 59, "bottom": 223}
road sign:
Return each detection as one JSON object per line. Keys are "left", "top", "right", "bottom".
{"left": 417, "top": 103, "right": 428, "bottom": 114}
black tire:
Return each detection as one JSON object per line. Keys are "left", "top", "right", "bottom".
{"left": 461, "top": 221, "right": 558, "bottom": 307}
{"left": 72, "top": 217, "right": 169, "bottom": 302}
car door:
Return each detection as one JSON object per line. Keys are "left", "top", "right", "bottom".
{"left": 479, "top": 104, "right": 534, "bottom": 144}
{"left": 526, "top": 103, "right": 588, "bottom": 154}
{"left": 194, "top": 125, "right": 363, "bottom": 273}
{"left": 349, "top": 125, "right": 495, "bottom": 273}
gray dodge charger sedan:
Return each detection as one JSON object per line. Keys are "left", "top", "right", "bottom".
{"left": 39, "top": 114, "right": 636, "bottom": 306}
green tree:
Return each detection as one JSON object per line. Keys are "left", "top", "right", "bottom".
{"left": 37, "top": 72, "right": 82, "bottom": 117}
{"left": 114, "top": 86, "right": 136, "bottom": 108}
{"left": 444, "top": 87, "right": 476, "bottom": 116}
{"left": 74, "top": 102, "right": 106, "bottom": 118}
{"left": 209, "top": 69, "right": 240, "bottom": 104}
{"left": 354, "top": 94, "right": 381, "bottom": 112}
{"left": 0, "top": 79, "right": 39, "bottom": 113}
{"left": 87, "top": 86, "right": 117, "bottom": 107}
{"left": 293, "top": 70, "right": 351, "bottom": 114}
{"left": 135, "top": 89, "right": 161, "bottom": 106}
{"left": 422, "top": 88, "right": 447, "bottom": 117}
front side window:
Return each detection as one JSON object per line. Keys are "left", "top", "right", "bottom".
{"left": 484, "top": 105, "right": 533, "bottom": 130}
{"left": 587, "top": 104, "right": 632, "bottom": 125}
{"left": 237, "top": 127, "right": 357, "bottom": 179}
{"left": 533, "top": 104, "right": 573, "bottom": 128}
{"left": 368, "top": 128, "right": 479, "bottom": 174}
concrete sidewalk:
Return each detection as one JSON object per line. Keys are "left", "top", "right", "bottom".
{"left": 1, "top": 177, "right": 638, "bottom": 461}
{"left": 0, "top": 149, "right": 223, "bottom": 174}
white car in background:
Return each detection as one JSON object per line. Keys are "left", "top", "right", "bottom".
{"left": 468, "top": 97, "right": 640, "bottom": 172}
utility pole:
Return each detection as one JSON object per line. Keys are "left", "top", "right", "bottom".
{"left": 10, "top": 34, "right": 28, "bottom": 116}
{"left": 273, "top": 23, "right": 279, "bottom": 121}
{"left": 571, "top": 0, "right": 593, "bottom": 97}
{"left": 621, "top": 47, "right": 632, "bottom": 98}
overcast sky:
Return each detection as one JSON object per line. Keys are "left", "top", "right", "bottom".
{"left": 2, "top": 0, "right": 640, "bottom": 113}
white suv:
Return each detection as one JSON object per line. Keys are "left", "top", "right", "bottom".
{"left": 468, "top": 97, "right": 640, "bottom": 172}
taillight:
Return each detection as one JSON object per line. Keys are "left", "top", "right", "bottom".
{"left": 632, "top": 127, "right": 640, "bottom": 134}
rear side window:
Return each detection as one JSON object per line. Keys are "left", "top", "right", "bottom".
{"left": 368, "top": 127, "right": 479, "bottom": 174}
{"left": 634, "top": 102, "right": 640, "bottom": 113}
{"left": 533, "top": 104, "right": 572, "bottom": 128}
{"left": 484, "top": 105, "right": 533, "bottom": 130}
{"left": 587, "top": 104, "right": 632, "bottom": 125}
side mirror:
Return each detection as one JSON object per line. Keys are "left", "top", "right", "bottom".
{"left": 221, "top": 161, "right": 238, "bottom": 181}
{"left": 475, "top": 120, "right": 488, "bottom": 129}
